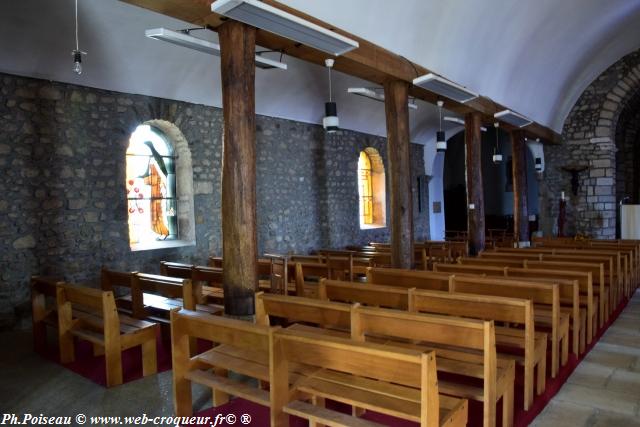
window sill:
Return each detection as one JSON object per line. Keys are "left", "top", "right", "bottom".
{"left": 359, "top": 224, "right": 386, "bottom": 230}
{"left": 130, "top": 239, "right": 196, "bottom": 252}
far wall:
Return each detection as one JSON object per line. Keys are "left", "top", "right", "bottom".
{"left": 438, "top": 128, "right": 539, "bottom": 234}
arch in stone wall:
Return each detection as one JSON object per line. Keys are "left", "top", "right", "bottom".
{"left": 144, "top": 119, "right": 196, "bottom": 244}
{"left": 542, "top": 49, "right": 640, "bottom": 238}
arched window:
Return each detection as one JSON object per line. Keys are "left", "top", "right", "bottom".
{"left": 357, "top": 148, "right": 386, "bottom": 229}
{"left": 126, "top": 125, "right": 177, "bottom": 247}
{"left": 358, "top": 151, "right": 374, "bottom": 225}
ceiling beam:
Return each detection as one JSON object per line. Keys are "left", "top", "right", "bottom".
{"left": 120, "top": 0, "right": 562, "bottom": 144}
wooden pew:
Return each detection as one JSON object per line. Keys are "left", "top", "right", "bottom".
{"left": 524, "top": 260, "right": 608, "bottom": 326}
{"left": 56, "top": 283, "right": 158, "bottom": 387}
{"left": 320, "top": 279, "right": 539, "bottom": 411}
{"left": 130, "top": 273, "right": 197, "bottom": 322}
{"left": 530, "top": 237, "right": 639, "bottom": 296}
{"left": 31, "top": 276, "right": 64, "bottom": 353}
{"left": 256, "top": 292, "right": 513, "bottom": 427}
{"left": 482, "top": 250, "right": 618, "bottom": 314}
{"left": 449, "top": 276, "right": 567, "bottom": 377}
{"left": 191, "top": 265, "right": 224, "bottom": 303}
{"left": 255, "top": 292, "right": 352, "bottom": 330}
{"left": 352, "top": 306, "right": 512, "bottom": 427}
{"left": 434, "top": 263, "right": 596, "bottom": 344}
{"left": 365, "top": 267, "right": 451, "bottom": 291}
{"left": 408, "top": 289, "right": 542, "bottom": 411}
{"left": 319, "top": 281, "right": 411, "bottom": 310}
{"left": 459, "top": 258, "right": 525, "bottom": 268}
{"left": 490, "top": 248, "right": 623, "bottom": 307}
{"left": 159, "top": 261, "right": 191, "bottom": 278}
{"left": 271, "top": 328, "right": 468, "bottom": 427}
{"left": 170, "top": 309, "right": 282, "bottom": 416}
{"left": 371, "top": 265, "right": 582, "bottom": 358}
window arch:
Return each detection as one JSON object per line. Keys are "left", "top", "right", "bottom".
{"left": 357, "top": 148, "right": 386, "bottom": 229}
{"left": 126, "top": 121, "right": 196, "bottom": 250}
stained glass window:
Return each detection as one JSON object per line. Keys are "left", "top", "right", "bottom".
{"left": 126, "top": 125, "right": 177, "bottom": 247}
{"left": 358, "top": 151, "right": 374, "bottom": 225}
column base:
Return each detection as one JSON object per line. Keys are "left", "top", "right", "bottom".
{"left": 223, "top": 294, "right": 255, "bottom": 316}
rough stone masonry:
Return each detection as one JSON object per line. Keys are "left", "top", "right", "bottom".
{"left": 541, "top": 48, "right": 640, "bottom": 238}
{"left": 0, "top": 72, "right": 428, "bottom": 328}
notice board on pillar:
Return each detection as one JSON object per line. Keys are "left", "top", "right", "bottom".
{"left": 621, "top": 205, "right": 640, "bottom": 239}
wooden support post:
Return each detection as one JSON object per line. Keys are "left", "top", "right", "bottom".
{"left": 465, "top": 112, "right": 485, "bottom": 255}
{"left": 511, "top": 130, "right": 530, "bottom": 246}
{"left": 384, "top": 80, "right": 414, "bottom": 269}
{"left": 219, "top": 21, "right": 258, "bottom": 315}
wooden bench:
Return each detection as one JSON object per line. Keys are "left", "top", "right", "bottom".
{"left": 475, "top": 253, "right": 612, "bottom": 322}
{"left": 170, "top": 309, "right": 282, "bottom": 416}
{"left": 257, "top": 291, "right": 513, "bottom": 427}
{"left": 56, "top": 283, "right": 158, "bottom": 387}
{"left": 319, "top": 279, "right": 536, "bottom": 411}
{"left": 408, "top": 289, "right": 543, "bottom": 411}
{"left": 271, "top": 328, "right": 468, "bottom": 427}
{"left": 434, "top": 263, "right": 596, "bottom": 344}
{"left": 102, "top": 268, "right": 223, "bottom": 321}
{"left": 449, "top": 276, "right": 568, "bottom": 377}
{"left": 31, "top": 276, "right": 64, "bottom": 353}
{"left": 352, "top": 305, "right": 513, "bottom": 427}
{"left": 191, "top": 265, "right": 224, "bottom": 303}
{"left": 488, "top": 248, "right": 623, "bottom": 308}
{"left": 458, "top": 258, "right": 586, "bottom": 355}
{"left": 319, "top": 280, "right": 411, "bottom": 310}
{"left": 525, "top": 260, "right": 608, "bottom": 326}
{"left": 366, "top": 267, "right": 451, "bottom": 291}
{"left": 504, "top": 268, "right": 595, "bottom": 343}
{"left": 159, "top": 261, "right": 192, "bottom": 278}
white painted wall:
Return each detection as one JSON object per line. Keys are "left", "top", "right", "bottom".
{"left": 0, "top": 0, "right": 442, "bottom": 145}
{"left": 280, "top": 0, "right": 640, "bottom": 132}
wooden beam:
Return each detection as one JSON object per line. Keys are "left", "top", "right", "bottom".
{"left": 119, "top": 0, "right": 562, "bottom": 144}
{"left": 384, "top": 80, "right": 414, "bottom": 269}
{"left": 219, "top": 21, "right": 258, "bottom": 315}
{"left": 511, "top": 130, "right": 530, "bottom": 246}
{"left": 465, "top": 112, "right": 485, "bottom": 256}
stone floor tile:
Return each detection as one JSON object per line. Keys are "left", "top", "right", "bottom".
{"left": 566, "top": 361, "right": 614, "bottom": 388}
{"left": 584, "top": 348, "right": 637, "bottom": 369}
{"left": 589, "top": 409, "right": 640, "bottom": 427}
{"left": 605, "top": 368, "right": 640, "bottom": 397}
{"left": 530, "top": 400, "right": 595, "bottom": 427}
{"left": 554, "top": 378, "right": 639, "bottom": 416}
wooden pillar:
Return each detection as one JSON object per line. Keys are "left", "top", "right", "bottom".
{"left": 511, "top": 130, "right": 530, "bottom": 246}
{"left": 465, "top": 112, "right": 485, "bottom": 255}
{"left": 219, "top": 21, "right": 257, "bottom": 315}
{"left": 384, "top": 80, "right": 414, "bottom": 268}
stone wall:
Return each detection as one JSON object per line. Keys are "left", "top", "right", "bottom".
{"left": 0, "top": 72, "right": 428, "bottom": 328}
{"left": 541, "top": 48, "right": 640, "bottom": 238}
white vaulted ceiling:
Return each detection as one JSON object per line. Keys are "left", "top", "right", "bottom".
{"left": 0, "top": 0, "right": 639, "bottom": 141}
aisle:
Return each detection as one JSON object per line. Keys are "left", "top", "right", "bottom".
{"left": 531, "top": 290, "right": 640, "bottom": 426}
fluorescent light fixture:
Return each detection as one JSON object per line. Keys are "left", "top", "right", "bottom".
{"left": 413, "top": 73, "right": 478, "bottom": 103}
{"left": 145, "top": 28, "right": 287, "bottom": 70}
{"left": 443, "top": 116, "right": 464, "bottom": 125}
{"left": 494, "top": 109, "right": 532, "bottom": 127}
{"left": 347, "top": 87, "right": 418, "bottom": 110}
{"left": 211, "top": 0, "right": 359, "bottom": 56}
{"left": 443, "top": 116, "right": 486, "bottom": 131}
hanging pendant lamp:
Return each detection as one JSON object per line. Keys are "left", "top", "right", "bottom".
{"left": 323, "top": 59, "right": 339, "bottom": 133}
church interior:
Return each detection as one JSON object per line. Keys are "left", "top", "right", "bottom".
{"left": 1, "top": 1, "right": 640, "bottom": 426}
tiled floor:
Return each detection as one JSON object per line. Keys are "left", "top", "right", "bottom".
{"left": 532, "top": 290, "right": 640, "bottom": 426}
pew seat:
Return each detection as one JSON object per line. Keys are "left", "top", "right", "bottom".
{"left": 56, "top": 283, "right": 158, "bottom": 387}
